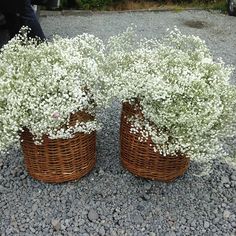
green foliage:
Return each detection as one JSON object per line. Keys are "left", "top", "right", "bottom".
{"left": 59, "top": 0, "right": 227, "bottom": 10}
{"left": 76, "top": 0, "right": 113, "bottom": 9}
{"left": 169, "top": 0, "right": 218, "bottom": 3}
{"left": 210, "top": 0, "right": 227, "bottom": 11}
{"left": 60, "top": 0, "right": 69, "bottom": 8}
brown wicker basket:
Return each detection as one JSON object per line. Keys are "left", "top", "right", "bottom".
{"left": 20, "top": 111, "right": 96, "bottom": 183}
{"left": 120, "top": 102, "right": 190, "bottom": 182}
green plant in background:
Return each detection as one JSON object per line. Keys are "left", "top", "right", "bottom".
{"left": 59, "top": 0, "right": 227, "bottom": 11}
{"left": 60, "top": 0, "right": 68, "bottom": 8}
{"left": 210, "top": 0, "right": 227, "bottom": 11}
{"left": 60, "top": 0, "right": 79, "bottom": 8}
{"left": 170, "top": 0, "right": 227, "bottom": 12}
{"left": 75, "top": 0, "right": 113, "bottom": 9}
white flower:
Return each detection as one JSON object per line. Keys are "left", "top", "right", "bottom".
{"left": 0, "top": 27, "right": 108, "bottom": 152}
{"left": 105, "top": 27, "right": 236, "bottom": 165}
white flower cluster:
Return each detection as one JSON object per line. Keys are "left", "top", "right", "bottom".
{"left": 0, "top": 28, "right": 108, "bottom": 151}
{"left": 1, "top": 26, "right": 236, "bottom": 165}
{"left": 106, "top": 27, "right": 236, "bottom": 162}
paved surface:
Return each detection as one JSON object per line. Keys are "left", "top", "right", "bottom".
{"left": 0, "top": 10, "right": 236, "bottom": 236}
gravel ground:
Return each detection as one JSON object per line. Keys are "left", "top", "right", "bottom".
{"left": 1, "top": 10, "right": 236, "bottom": 236}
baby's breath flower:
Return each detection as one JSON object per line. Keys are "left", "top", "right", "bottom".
{"left": 106, "top": 27, "right": 236, "bottom": 165}
{"left": 0, "top": 28, "right": 108, "bottom": 152}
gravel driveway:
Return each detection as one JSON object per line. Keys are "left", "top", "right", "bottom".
{"left": 1, "top": 10, "right": 236, "bottom": 236}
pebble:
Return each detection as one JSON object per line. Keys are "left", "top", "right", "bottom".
{"left": 223, "top": 210, "right": 231, "bottom": 219}
{"left": 73, "top": 227, "right": 80, "bottom": 232}
{"left": 131, "top": 212, "right": 144, "bottom": 224}
{"left": 51, "top": 219, "right": 61, "bottom": 231}
{"left": 0, "top": 185, "right": 7, "bottom": 194}
{"left": 137, "top": 204, "right": 145, "bottom": 211}
{"left": 99, "top": 226, "right": 106, "bottom": 236}
{"left": 213, "top": 217, "right": 220, "bottom": 224}
{"left": 32, "top": 204, "right": 38, "bottom": 212}
{"left": 166, "top": 232, "right": 176, "bottom": 236}
{"left": 190, "top": 219, "right": 197, "bottom": 227}
{"left": 65, "top": 219, "right": 71, "bottom": 226}
{"left": 144, "top": 182, "right": 152, "bottom": 190}
{"left": 204, "top": 221, "right": 210, "bottom": 229}
{"left": 88, "top": 209, "right": 99, "bottom": 222}
{"left": 149, "top": 233, "right": 156, "bottom": 236}
{"left": 0, "top": 160, "right": 3, "bottom": 168}
{"left": 29, "top": 226, "right": 36, "bottom": 233}
{"left": 230, "top": 174, "right": 236, "bottom": 181}
{"left": 231, "top": 221, "right": 236, "bottom": 228}
{"left": 99, "top": 169, "right": 105, "bottom": 175}
{"left": 221, "top": 176, "right": 230, "bottom": 184}
{"left": 181, "top": 218, "right": 187, "bottom": 224}
{"left": 78, "top": 219, "right": 85, "bottom": 226}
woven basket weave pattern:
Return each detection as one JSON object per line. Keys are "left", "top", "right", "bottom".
{"left": 120, "top": 102, "right": 190, "bottom": 182}
{"left": 21, "top": 111, "right": 96, "bottom": 183}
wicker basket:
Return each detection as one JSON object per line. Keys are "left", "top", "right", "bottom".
{"left": 120, "top": 102, "right": 190, "bottom": 182}
{"left": 20, "top": 111, "right": 96, "bottom": 183}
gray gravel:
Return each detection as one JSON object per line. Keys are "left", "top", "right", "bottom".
{"left": 1, "top": 10, "right": 236, "bottom": 236}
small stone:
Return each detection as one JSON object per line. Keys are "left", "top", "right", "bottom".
{"left": 221, "top": 176, "right": 229, "bottom": 184}
{"left": 132, "top": 213, "right": 143, "bottom": 224}
{"left": 11, "top": 167, "right": 24, "bottom": 177}
{"left": 223, "top": 210, "right": 231, "bottom": 219}
{"left": 65, "top": 219, "right": 70, "bottom": 226}
{"left": 99, "top": 226, "right": 106, "bottom": 236}
{"left": 204, "top": 221, "right": 210, "bottom": 228}
{"left": 0, "top": 185, "right": 7, "bottom": 194}
{"left": 29, "top": 212, "right": 34, "bottom": 219}
{"left": 140, "top": 194, "right": 150, "bottom": 201}
{"left": 32, "top": 204, "right": 38, "bottom": 212}
{"left": 51, "top": 219, "right": 61, "bottom": 231}
{"left": 88, "top": 209, "right": 99, "bottom": 222}
{"left": 149, "top": 233, "right": 156, "bottom": 236}
{"left": 190, "top": 219, "right": 197, "bottom": 227}
{"left": 181, "top": 218, "right": 187, "bottom": 224}
{"left": 231, "top": 221, "right": 236, "bottom": 228}
{"left": 78, "top": 219, "right": 85, "bottom": 226}
{"left": 73, "top": 227, "right": 80, "bottom": 232}
{"left": 144, "top": 182, "right": 152, "bottom": 190}
{"left": 213, "top": 217, "right": 220, "bottom": 224}
{"left": 222, "top": 203, "right": 227, "bottom": 208}
{"left": 19, "top": 225, "right": 26, "bottom": 232}
{"left": 230, "top": 174, "right": 236, "bottom": 181}
{"left": 99, "top": 169, "right": 104, "bottom": 175}
{"left": 166, "top": 232, "right": 176, "bottom": 236}
{"left": 211, "top": 227, "right": 217, "bottom": 233}
{"left": 10, "top": 217, "right": 17, "bottom": 229}
{"left": 0, "top": 160, "right": 3, "bottom": 168}
{"left": 61, "top": 224, "right": 66, "bottom": 231}
{"left": 30, "top": 226, "right": 36, "bottom": 233}
{"left": 137, "top": 204, "right": 145, "bottom": 211}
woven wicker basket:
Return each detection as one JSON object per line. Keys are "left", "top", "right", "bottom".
{"left": 20, "top": 111, "right": 96, "bottom": 183}
{"left": 120, "top": 102, "right": 190, "bottom": 182}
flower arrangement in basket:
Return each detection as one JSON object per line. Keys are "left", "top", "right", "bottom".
{"left": 106, "top": 28, "right": 236, "bottom": 181}
{"left": 0, "top": 28, "right": 108, "bottom": 183}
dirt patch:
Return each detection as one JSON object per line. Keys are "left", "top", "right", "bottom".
{"left": 183, "top": 20, "right": 209, "bottom": 29}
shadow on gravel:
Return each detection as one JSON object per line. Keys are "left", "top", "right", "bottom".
{"left": 183, "top": 20, "right": 209, "bottom": 29}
